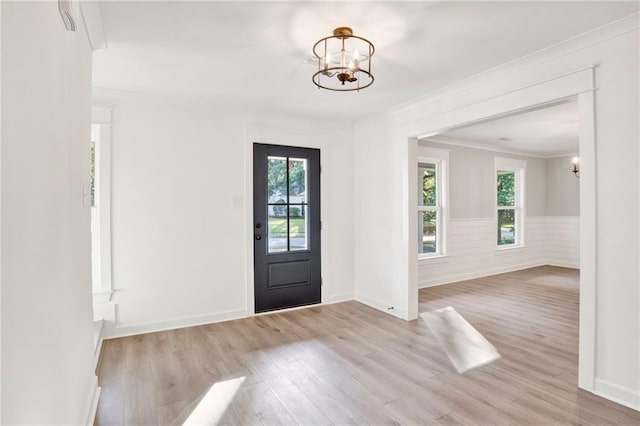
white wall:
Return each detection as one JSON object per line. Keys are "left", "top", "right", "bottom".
{"left": 546, "top": 156, "right": 581, "bottom": 216}
{"left": 354, "top": 17, "right": 638, "bottom": 409}
{"left": 1, "top": 2, "right": 96, "bottom": 424}
{"left": 92, "top": 89, "right": 355, "bottom": 337}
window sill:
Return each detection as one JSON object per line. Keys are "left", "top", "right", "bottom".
{"left": 495, "top": 245, "right": 525, "bottom": 253}
{"left": 418, "top": 254, "right": 449, "bottom": 261}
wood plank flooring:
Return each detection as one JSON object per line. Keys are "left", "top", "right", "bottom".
{"left": 95, "top": 266, "right": 640, "bottom": 425}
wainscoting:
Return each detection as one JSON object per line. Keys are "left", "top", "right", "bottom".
{"left": 419, "top": 216, "right": 579, "bottom": 288}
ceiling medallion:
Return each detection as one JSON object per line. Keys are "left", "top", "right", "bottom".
{"left": 312, "top": 27, "right": 375, "bottom": 92}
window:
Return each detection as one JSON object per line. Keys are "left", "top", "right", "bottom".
{"left": 267, "top": 156, "right": 308, "bottom": 253}
{"left": 418, "top": 155, "right": 447, "bottom": 257}
{"left": 90, "top": 107, "right": 114, "bottom": 305}
{"left": 496, "top": 158, "right": 525, "bottom": 247}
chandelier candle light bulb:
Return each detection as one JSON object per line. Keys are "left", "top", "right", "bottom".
{"left": 312, "top": 27, "right": 375, "bottom": 92}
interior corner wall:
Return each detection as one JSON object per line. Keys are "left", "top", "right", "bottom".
{"left": 546, "top": 156, "right": 580, "bottom": 216}
{"left": 354, "top": 19, "right": 639, "bottom": 408}
{"left": 93, "top": 90, "right": 355, "bottom": 337}
{"left": 1, "top": 2, "right": 95, "bottom": 424}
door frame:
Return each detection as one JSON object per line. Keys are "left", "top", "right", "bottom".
{"left": 244, "top": 125, "right": 330, "bottom": 316}
{"left": 406, "top": 66, "right": 597, "bottom": 391}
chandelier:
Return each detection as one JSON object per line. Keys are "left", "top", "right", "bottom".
{"left": 312, "top": 27, "right": 375, "bottom": 92}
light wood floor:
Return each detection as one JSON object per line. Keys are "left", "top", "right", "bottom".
{"left": 95, "top": 266, "right": 640, "bottom": 425}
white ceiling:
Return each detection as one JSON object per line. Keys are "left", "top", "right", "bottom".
{"left": 93, "top": 1, "right": 639, "bottom": 121}
{"left": 427, "top": 100, "right": 579, "bottom": 157}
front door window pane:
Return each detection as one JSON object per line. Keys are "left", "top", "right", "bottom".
{"left": 288, "top": 158, "right": 307, "bottom": 200}
{"left": 268, "top": 213, "right": 288, "bottom": 253}
{"left": 289, "top": 205, "right": 307, "bottom": 251}
{"left": 268, "top": 156, "right": 287, "bottom": 204}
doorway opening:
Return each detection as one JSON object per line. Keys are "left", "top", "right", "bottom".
{"left": 408, "top": 78, "right": 596, "bottom": 391}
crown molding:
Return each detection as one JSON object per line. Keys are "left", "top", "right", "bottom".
{"left": 421, "top": 135, "right": 574, "bottom": 159}
{"left": 80, "top": 1, "right": 107, "bottom": 51}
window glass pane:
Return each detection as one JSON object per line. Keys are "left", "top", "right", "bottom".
{"left": 268, "top": 156, "right": 287, "bottom": 204}
{"left": 419, "top": 162, "right": 437, "bottom": 206}
{"left": 268, "top": 212, "right": 288, "bottom": 253}
{"left": 418, "top": 210, "right": 437, "bottom": 254}
{"left": 288, "top": 158, "right": 307, "bottom": 203}
{"left": 289, "top": 205, "right": 308, "bottom": 251}
{"left": 498, "top": 209, "right": 516, "bottom": 245}
{"left": 497, "top": 171, "right": 515, "bottom": 207}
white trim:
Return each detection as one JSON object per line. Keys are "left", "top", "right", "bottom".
{"left": 423, "top": 135, "right": 559, "bottom": 159}
{"left": 92, "top": 289, "right": 113, "bottom": 304}
{"left": 577, "top": 88, "right": 597, "bottom": 392}
{"left": 495, "top": 156, "right": 526, "bottom": 170}
{"left": 82, "top": 376, "right": 101, "bottom": 426}
{"left": 108, "top": 309, "right": 247, "bottom": 339}
{"left": 418, "top": 254, "right": 449, "bottom": 261}
{"left": 324, "top": 292, "right": 355, "bottom": 304}
{"left": 91, "top": 108, "right": 114, "bottom": 319}
{"left": 405, "top": 67, "right": 596, "bottom": 393}
{"left": 417, "top": 146, "right": 450, "bottom": 161}
{"left": 594, "top": 379, "right": 640, "bottom": 411}
{"left": 547, "top": 262, "right": 580, "bottom": 270}
{"left": 419, "top": 261, "right": 547, "bottom": 289}
{"left": 79, "top": 1, "right": 107, "bottom": 51}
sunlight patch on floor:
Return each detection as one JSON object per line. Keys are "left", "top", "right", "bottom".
{"left": 182, "top": 376, "right": 245, "bottom": 425}
{"left": 421, "top": 306, "right": 501, "bottom": 374}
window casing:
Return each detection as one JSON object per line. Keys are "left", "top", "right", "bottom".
{"left": 418, "top": 157, "right": 447, "bottom": 257}
{"left": 496, "top": 158, "right": 525, "bottom": 248}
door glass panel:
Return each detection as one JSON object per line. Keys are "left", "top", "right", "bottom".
{"left": 419, "top": 162, "right": 436, "bottom": 207}
{"left": 497, "top": 171, "right": 515, "bottom": 207}
{"left": 289, "top": 205, "right": 308, "bottom": 251}
{"left": 419, "top": 210, "right": 437, "bottom": 254}
{"left": 268, "top": 212, "right": 288, "bottom": 253}
{"left": 268, "top": 156, "right": 287, "bottom": 204}
{"left": 288, "top": 158, "right": 307, "bottom": 203}
{"left": 497, "top": 209, "right": 516, "bottom": 245}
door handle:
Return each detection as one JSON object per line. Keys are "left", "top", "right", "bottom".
{"left": 255, "top": 234, "right": 262, "bottom": 240}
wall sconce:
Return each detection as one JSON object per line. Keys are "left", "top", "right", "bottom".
{"left": 572, "top": 156, "right": 580, "bottom": 178}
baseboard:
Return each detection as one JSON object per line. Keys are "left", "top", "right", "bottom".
{"left": 546, "top": 261, "right": 580, "bottom": 269}
{"left": 107, "top": 309, "right": 247, "bottom": 339}
{"left": 355, "top": 294, "right": 407, "bottom": 320}
{"left": 106, "top": 293, "right": 357, "bottom": 339}
{"left": 324, "top": 292, "right": 355, "bottom": 304}
{"left": 93, "top": 320, "right": 104, "bottom": 370}
{"left": 419, "top": 261, "right": 547, "bottom": 289}
{"left": 594, "top": 379, "right": 640, "bottom": 411}
{"left": 83, "top": 375, "right": 101, "bottom": 426}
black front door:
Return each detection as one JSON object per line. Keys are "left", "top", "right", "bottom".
{"left": 253, "top": 143, "right": 321, "bottom": 313}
